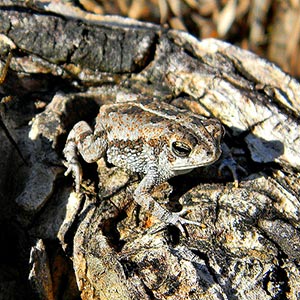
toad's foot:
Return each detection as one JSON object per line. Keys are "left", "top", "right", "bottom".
{"left": 219, "top": 144, "right": 246, "bottom": 187}
{"left": 218, "top": 158, "right": 246, "bottom": 187}
{"left": 64, "top": 158, "right": 82, "bottom": 193}
{"left": 63, "top": 120, "right": 106, "bottom": 193}
{"left": 134, "top": 189, "right": 202, "bottom": 235}
{"left": 165, "top": 210, "right": 204, "bottom": 235}
{"left": 63, "top": 135, "right": 83, "bottom": 192}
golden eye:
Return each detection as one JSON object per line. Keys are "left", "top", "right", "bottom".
{"left": 171, "top": 141, "right": 191, "bottom": 157}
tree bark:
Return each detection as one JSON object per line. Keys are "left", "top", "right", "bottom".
{"left": 0, "top": 2, "right": 300, "bottom": 300}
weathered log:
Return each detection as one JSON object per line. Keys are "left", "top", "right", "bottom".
{"left": 0, "top": 2, "right": 299, "bottom": 300}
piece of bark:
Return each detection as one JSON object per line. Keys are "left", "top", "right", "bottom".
{"left": 0, "top": 2, "right": 300, "bottom": 300}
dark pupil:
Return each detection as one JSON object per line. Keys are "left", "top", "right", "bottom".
{"left": 172, "top": 142, "right": 191, "bottom": 157}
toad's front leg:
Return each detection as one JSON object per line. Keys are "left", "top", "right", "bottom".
{"left": 63, "top": 120, "right": 107, "bottom": 192}
{"left": 134, "top": 172, "right": 201, "bottom": 234}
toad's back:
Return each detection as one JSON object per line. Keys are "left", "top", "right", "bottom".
{"left": 99, "top": 101, "right": 182, "bottom": 143}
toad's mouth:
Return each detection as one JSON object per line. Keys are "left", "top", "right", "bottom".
{"left": 171, "top": 162, "right": 214, "bottom": 171}
{"left": 171, "top": 154, "right": 221, "bottom": 172}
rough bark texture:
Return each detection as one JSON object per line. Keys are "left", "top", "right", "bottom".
{"left": 0, "top": 2, "right": 300, "bottom": 300}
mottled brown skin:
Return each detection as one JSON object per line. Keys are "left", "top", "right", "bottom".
{"left": 63, "top": 100, "right": 223, "bottom": 232}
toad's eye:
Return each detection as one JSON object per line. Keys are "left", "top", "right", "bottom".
{"left": 171, "top": 141, "right": 192, "bottom": 157}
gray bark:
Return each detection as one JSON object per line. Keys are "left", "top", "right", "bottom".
{"left": 0, "top": 2, "right": 300, "bottom": 300}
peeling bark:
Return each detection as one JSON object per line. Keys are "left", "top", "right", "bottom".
{"left": 0, "top": 2, "right": 300, "bottom": 300}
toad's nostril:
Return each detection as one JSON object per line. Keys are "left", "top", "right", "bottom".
{"left": 206, "top": 150, "right": 213, "bottom": 156}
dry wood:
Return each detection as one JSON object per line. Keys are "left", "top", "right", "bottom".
{"left": 0, "top": 2, "right": 300, "bottom": 300}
